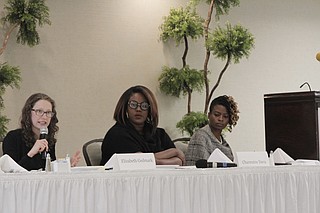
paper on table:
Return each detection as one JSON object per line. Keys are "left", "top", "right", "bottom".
{"left": 0, "top": 154, "right": 28, "bottom": 173}
{"left": 272, "top": 148, "right": 294, "bottom": 163}
{"left": 207, "top": 148, "right": 233, "bottom": 163}
{"left": 291, "top": 159, "right": 320, "bottom": 165}
{"left": 71, "top": 166, "right": 106, "bottom": 172}
{"left": 156, "top": 165, "right": 180, "bottom": 169}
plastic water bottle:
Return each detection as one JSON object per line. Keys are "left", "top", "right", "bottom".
{"left": 66, "top": 154, "right": 71, "bottom": 169}
{"left": 45, "top": 153, "right": 52, "bottom": 172}
{"left": 269, "top": 150, "right": 275, "bottom": 166}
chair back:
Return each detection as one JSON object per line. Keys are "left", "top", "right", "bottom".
{"left": 173, "top": 137, "right": 190, "bottom": 155}
{"left": 82, "top": 139, "right": 103, "bottom": 166}
{"left": 0, "top": 141, "right": 3, "bottom": 157}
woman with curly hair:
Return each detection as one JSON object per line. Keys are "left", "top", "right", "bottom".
{"left": 185, "top": 95, "right": 239, "bottom": 166}
{"left": 3, "top": 93, "right": 80, "bottom": 171}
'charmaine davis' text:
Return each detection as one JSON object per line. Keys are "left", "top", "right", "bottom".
{"left": 121, "top": 158, "right": 154, "bottom": 164}
{"left": 241, "top": 160, "right": 267, "bottom": 165}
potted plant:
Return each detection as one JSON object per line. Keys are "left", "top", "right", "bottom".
{"left": 159, "top": 0, "right": 255, "bottom": 136}
{"left": 0, "top": 0, "right": 51, "bottom": 139}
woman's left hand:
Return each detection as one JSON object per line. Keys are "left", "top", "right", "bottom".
{"left": 71, "top": 150, "right": 81, "bottom": 167}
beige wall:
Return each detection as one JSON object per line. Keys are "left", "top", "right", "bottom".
{"left": 2, "top": 0, "right": 320, "bottom": 165}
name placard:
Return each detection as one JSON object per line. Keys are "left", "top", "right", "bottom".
{"left": 105, "top": 153, "right": 156, "bottom": 171}
{"left": 52, "top": 159, "right": 71, "bottom": 173}
{"left": 234, "top": 151, "right": 270, "bottom": 167}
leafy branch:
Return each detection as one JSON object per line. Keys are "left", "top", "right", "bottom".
{"left": 0, "top": 0, "right": 51, "bottom": 138}
{"left": 205, "top": 22, "right": 255, "bottom": 108}
{"left": 159, "top": 4, "right": 204, "bottom": 113}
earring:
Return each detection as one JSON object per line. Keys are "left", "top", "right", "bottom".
{"left": 146, "top": 116, "right": 152, "bottom": 124}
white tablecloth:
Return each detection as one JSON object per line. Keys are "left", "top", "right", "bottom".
{"left": 0, "top": 166, "right": 319, "bottom": 213}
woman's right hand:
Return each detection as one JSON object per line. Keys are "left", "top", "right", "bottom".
{"left": 154, "top": 148, "right": 186, "bottom": 166}
{"left": 27, "top": 139, "right": 49, "bottom": 158}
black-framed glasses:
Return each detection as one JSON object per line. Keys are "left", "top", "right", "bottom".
{"left": 128, "top": 100, "right": 150, "bottom": 111}
{"left": 31, "top": 109, "right": 55, "bottom": 118}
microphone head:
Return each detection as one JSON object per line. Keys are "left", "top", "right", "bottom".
{"left": 195, "top": 159, "right": 208, "bottom": 168}
{"left": 316, "top": 52, "right": 320, "bottom": 62}
{"left": 300, "top": 82, "right": 307, "bottom": 88}
{"left": 40, "top": 127, "right": 48, "bottom": 135}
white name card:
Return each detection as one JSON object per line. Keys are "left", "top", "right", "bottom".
{"left": 52, "top": 159, "right": 71, "bottom": 173}
{"left": 105, "top": 153, "right": 156, "bottom": 171}
{"left": 234, "top": 151, "right": 270, "bottom": 167}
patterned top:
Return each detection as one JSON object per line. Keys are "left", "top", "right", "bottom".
{"left": 185, "top": 124, "right": 234, "bottom": 166}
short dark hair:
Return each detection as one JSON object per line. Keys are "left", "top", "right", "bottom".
{"left": 113, "top": 85, "right": 159, "bottom": 133}
{"left": 209, "top": 95, "right": 239, "bottom": 131}
{"left": 20, "top": 93, "right": 59, "bottom": 148}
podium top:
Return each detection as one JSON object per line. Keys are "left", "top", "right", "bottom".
{"left": 264, "top": 91, "right": 320, "bottom": 99}
{"left": 264, "top": 91, "right": 320, "bottom": 103}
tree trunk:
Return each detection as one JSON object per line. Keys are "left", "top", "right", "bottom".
{"left": 0, "top": 23, "right": 19, "bottom": 56}
{"left": 208, "top": 53, "right": 231, "bottom": 102}
{"left": 182, "top": 35, "right": 188, "bottom": 68}
{"left": 203, "top": 0, "right": 215, "bottom": 113}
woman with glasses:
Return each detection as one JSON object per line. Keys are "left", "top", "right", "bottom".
{"left": 100, "top": 85, "right": 185, "bottom": 166}
{"left": 2, "top": 93, "right": 81, "bottom": 171}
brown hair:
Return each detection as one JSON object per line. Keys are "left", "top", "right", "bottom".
{"left": 113, "top": 85, "right": 159, "bottom": 133}
{"left": 20, "top": 93, "right": 59, "bottom": 148}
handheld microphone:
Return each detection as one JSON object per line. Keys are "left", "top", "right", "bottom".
{"left": 195, "top": 159, "right": 237, "bottom": 168}
{"left": 196, "top": 159, "right": 213, "bottom": 168}
{"left": 40, "top": 127, "right": 48, "bottom": 159}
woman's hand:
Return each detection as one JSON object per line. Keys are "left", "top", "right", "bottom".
{"left": 154, "top": 148, "right": 186, "bottom": 166}
{"left": 71, "top": 150, "right": 81, "bottom": 167}
{"left": 176, "top": 148, "right": 186, "bottom": 165}
{"left": 27, "top": 139, "right": 48, "bottom": 158}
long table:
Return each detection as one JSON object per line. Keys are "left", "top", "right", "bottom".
{"left": 0, "top": 166, "right": 319, "bottom": 213}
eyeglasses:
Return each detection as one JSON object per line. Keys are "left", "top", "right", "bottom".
{"left": 31, "top": 109, "right": 55, "bottom": 118}
{"left": 128, "top": 100, "right": 150, "bottom": 111}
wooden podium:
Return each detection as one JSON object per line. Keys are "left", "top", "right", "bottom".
{"left": 264, "top": 91, "right": 320, "bottom": 160}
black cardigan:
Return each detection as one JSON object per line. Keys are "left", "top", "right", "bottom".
{"left": 3, "top": 129, "right": 56, "bottom": 171}
{"left": 100, "top": 122, "right": 175, "bottom": 165}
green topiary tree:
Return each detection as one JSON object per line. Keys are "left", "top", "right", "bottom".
{"left": 0, "top": 0, "right": 51, "bottom": 139}
{"left": 176, "top": 111, "right": 208, "bottom": 136}
{"left": 0, "top": 63, "right": 20, "bottom": 138}
{"left": 159, "top": 4, "right": 205, "bottom": 114}
{"left": 159, "top": 0, "right": 255, "bottom": 136}
{"left": 205, "top": 22, "right": 255, "bottom": 111}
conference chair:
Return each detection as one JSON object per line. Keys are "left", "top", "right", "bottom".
{"left": 172, "top": 137, "right": 190, "bottom": 155}
{"left": 82, "top": 138, "right": 103, "bottom": 166}
{"left": 0, "top": 141, "right": 3, "bottom": 156}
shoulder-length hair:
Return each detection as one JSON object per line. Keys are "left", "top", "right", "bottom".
{"left": 20, "top": 93, "right": 59, "bottom": 148}
{"left": 113, "top": 85, "right": 159, "bottom": 133}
